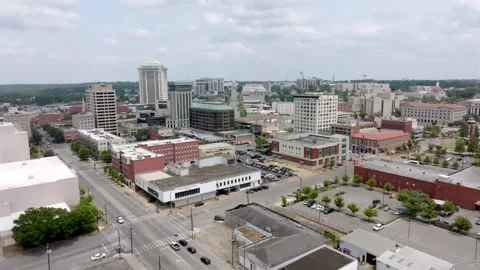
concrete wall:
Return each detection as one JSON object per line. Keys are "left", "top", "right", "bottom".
{"left": 339, "top": 240, "right": 367, "bottom": 262}
{"left": 0, "top": 124, "right": 29, "bottom": 164}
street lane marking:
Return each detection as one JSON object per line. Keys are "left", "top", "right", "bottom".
{"left": 178, "top": 213, "right": 186, "bottom": 219}
{"left": 102, "top": 243, "right": 108, "bottom": 253}
{"left": 134, "top": 233, "right": 190, "bottom": 254}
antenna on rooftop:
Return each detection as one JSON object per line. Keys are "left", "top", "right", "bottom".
{"left": 361, "top": 74, "right": 367, "bottom": 81}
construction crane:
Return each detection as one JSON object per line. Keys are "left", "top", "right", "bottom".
{"left": 361, "top": 74, "right": 367, "bottom": 81}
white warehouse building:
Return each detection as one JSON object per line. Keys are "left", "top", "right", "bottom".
{"left": 135, "top": 156, "right": 261, "bottom": 207}
{"left": 0, "top": 157, "right": 80, "bottom": 254}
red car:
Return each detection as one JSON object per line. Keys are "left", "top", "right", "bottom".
{"left": 187, "top": 246, "right": 196, "bottom": 254}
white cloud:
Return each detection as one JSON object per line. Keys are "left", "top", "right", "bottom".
{"left": 157, "top": 47, "right": 168, "bottom": 53}
{"left": 0, "top": 0, "right": 80, "bottom": 31}
{"left": 128, "top": 28, "right": 152, "bottom": 37}
{"left": 204, "top": 12, "right": 234, "bottom": 26}
{"left": 198, "top": 51, "right": 224, "bottom": 60}
{"left": 457, "top": 0, "right": 480, "bottom": 12}
{"left": 104, "top": 38, "right": 129, "bottom": 50}
{"left": 47, "top": 53, "right": 65, "bottom": 60}
{"left": 228, "top": 42, "right": 254, "bottom": 55}
{"left": 0, "top": 42, "right": 36, "bottom": 56}
{"left": 350, "top": 21, "right": 384, "bottom": 37}
{"left": 122, "top": 0, "right": 200, "bottom": 10}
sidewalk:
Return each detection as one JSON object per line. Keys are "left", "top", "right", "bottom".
{"left": 123, "top": 254, "right": 148, "bottom": 270}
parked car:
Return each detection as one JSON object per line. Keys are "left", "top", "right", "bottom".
{"left": 170, "top": 242, "right": 181, "bottom": 251}
{"left": 179, "top": 239, "right": 188, "bottom": 246}
{"left": 116, "top": 216, "right": 124, "bottom": 224}
{"left": 393, "top": 209, "right": 403, "bottom": 215}
{"left": 373, "top": 224, "right": 385, "bottom": 231}
{"left": 260, "top": 185, "right": 269, "bottom": 190}
{"left": 372, "top": 199, "right": 381, "bottom": 204}
{"left": 148, "top": 197, "right": 156, "bottom": 203}
{"left": 194, "top": 201, "right": 204, "bottom": 207}
{"left": 383, "top": 206, "right": 390, "bottom": 211}
{"left": 214, "top": 215, "right": 225, "bottom": 221}
{"left": 91, "top": 253, "right": 106, "bottom": 261}
{"left": 323, "top": 207, "right": 334, "bottom": 214}
{"left": 187, "top": 246, "right": 197, "bottom": 254}
{"left": 200, "top": 257, "right": 211, "bottom": 265}
{"left": 476, "top": 218, "right": 480, "bottom": 225}
{"left": 389, "top": 193, "right": 397, "bottom": 199}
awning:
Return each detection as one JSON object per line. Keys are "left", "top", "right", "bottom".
{"left": 474, "top": 201, "right": 480, "bottom": 206}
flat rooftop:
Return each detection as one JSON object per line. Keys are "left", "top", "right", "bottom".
{"left": 447, "top": 166, "right": 480, "bottom": 189}
{"left": 356, "top": 159, "right": 455, "bottom": 183}
{"left": 228, "top": 204, "right": 329, "bottom": 268}
{"left": 237, "top": 226, "right": 266, "bottom": 242}
{"left": 111, "top": 137, "right": 197, "bottom": 152}
{"left": 377, "top": 246, "right": 454, "bottom": 270}
{"left": 120, "top": 146, "right": 163, "bottom": 160}
{"left": 77, "top": 129, "right": 124, "bottom": 141}
{"left": 284, "top": 245, "right": 355, "bottom": 270}
{"left": 198, "top": 142, "right": 233, "bottom": 151}
{"left": 191, "top": 103, "right": 233, "bottom": 111}
{"left": 139, "top": 164, "right": 258, "bottom": 191}
{"left": 0, "top": 156, "right": 77, "bottom": 190}
{"left": 340, "top": 229, "right": 400, "bottom": 257}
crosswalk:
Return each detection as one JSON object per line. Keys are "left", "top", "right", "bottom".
{"left": 103, "top": 229, "right": 129, "bottom": 249}
{"left": 112, "top": 213, "right": 190, "bottom": 230}
{"left": 134, "top": 232, "right": 191, "bottom": 254}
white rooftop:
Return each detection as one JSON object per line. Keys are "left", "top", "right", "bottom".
{"left": 111, "top": 137, "right": 197, "bottom": 152}
{"left": 198, "top": 142, "right": 233, "bottom": 151}
{"left": 0, "top": 202, "right": 70, "bottom": 236}
{"left": 137, "top": 170, "right": 171, "bottom": 182}
{"left": 377, "top": 246, "right": 454, "bottom": 270}
{"left": 0, "top": 157, "right": 77, "bottom": 190}
{"left": 121, "top": 146, "right": 164, "bottom": 161}
{"left": 77, "top": 129, "right": 124, "bottom": 141}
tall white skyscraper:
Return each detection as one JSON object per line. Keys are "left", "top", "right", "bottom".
{"left": 294, "top": 92, "right": 338, "bottom": 134}
{"left": 138, "top": 59, "right": 168, "bottom": 104}
{"left": 167, "top": 81, "right": 193, "bottom": 128}
{"left": 85, "top": 83, "right": 118, "bottom": 134}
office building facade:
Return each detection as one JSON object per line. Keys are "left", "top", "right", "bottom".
{"left": 195, "top": 78, "right": 224, "bottom": 96}
{"left": 85, "top": 83, "right": 118, "bottom": 134}
{"left": 294, "top": 92, "right": 338, "bottom": 134}
{"left": 400, "top": 103, "right": 466, "bottom": 125}
{"left": 190, "top": 103, "right": 235, "bottom": 132}
{"left": 138, "top": 59, "right": 168, "bottom": 104}
{"left": 168, "top": 81, "right": 193, "bottom": 128}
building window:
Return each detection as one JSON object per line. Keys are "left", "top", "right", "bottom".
{"left": 175, "top": 188, "right": 200, "bottom": 199}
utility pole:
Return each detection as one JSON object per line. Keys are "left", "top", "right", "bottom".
{"left": 118, "top": 229, "right": 122, "bottom": 259}
{"left": 169, "top": 193, "right": 172, "bottom": 214}
{"left": 407, "top": 216, "right": 411, "bottom": 239}
{"left": 474, "top": 236, "right": 479, "bottom": 262}
{"left": 243, "top": 240, "right": 246, "bottom": 269}
{"left": 104, "top": 202, "right": 108, "bottom": 224}
{"left": 247, "top": 189, "right": 250, "bottom": 204}
{"left": 190, "top": 208, "right": 194, "bottom": 239}
{"left": 46, "top": 243, "right": 51, "bottom": 270}
{"left": 158, "top": 255, "right": 161, "bottom": 270}
{"left": 231, "top": 230, "right": 235, "bottom": 267}
{"left": 130, "top": 228, "right": 133, "bottom": 254}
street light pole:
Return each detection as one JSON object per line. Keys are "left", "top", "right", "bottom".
{"left": 190, "top": 208, "right": 194, "bottom": 239}
{"left": 158, "top": 255, "right": 161, "bottom": 270}
{"left": 475, "top": 236, "right": 478, "bottom": 262}
{"left": 130, "top": 228, "right": 133, "bottom": 254}
{"left": 118, "top": 229, "right": 122, "bottom": 260}
{"left": 407, "top": 216, "right": 411, "bottom": 239}
{"left": 46, "top": 243, "right": 51, "bottom": 270}
{"left": 104, "top": 202, "right": 108, "bottom": 224}
{"left": 247, "top": 189, "right": 250, "bottom": 204}
{"left": 170, "top": 193, "right": 172, "bottom": 214}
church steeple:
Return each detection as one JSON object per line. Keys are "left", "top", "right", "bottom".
{"left": 81, "top": 98, "right": 86, "bottom": 113}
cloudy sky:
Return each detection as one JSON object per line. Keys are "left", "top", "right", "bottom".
{"left": 1, "top": 0, "right": 480, "bottom": 84}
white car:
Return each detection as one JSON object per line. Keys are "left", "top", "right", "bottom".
{"left": 373, "top": 224, "right": 385, "bottom": 231}
{"left": 316, "top": 206, "right": 324, "bottom": 211}
{"left": 91, "top": 253, "right": 106, "bottom": 261}
{"left": 310, "top": 204, "right": 318, "bottom": 209}
{"left": 117, "top": 216, "right": 124, "bottom": 224}
{"left": 170, "top": 242, "right": 181, "bottom": 251}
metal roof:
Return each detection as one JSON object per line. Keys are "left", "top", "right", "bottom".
{"left": 340, "top": 229, "right": 399, "bottom": 257}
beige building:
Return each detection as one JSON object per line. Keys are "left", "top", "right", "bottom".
{"left": 3, "top": 112, "right": 34, "bottom": 136}
{"left": 294, "top": 92, "right": 338, "bottom": 134}
{"left": 72, "top": 112, "right": 95, "bottom": 130}
{"left": 76, "top": 129, "right": 126, "bottom": 158}
{"left": 118, "top": 122, "right": 148, "bottom": 137}
{"left": 138, "top": 59, "right": 168, "bottom": 104}
{"left": 401, "top": 102, "right": 467, "bottom": 125}
{"left": 348, "top": 93, "right": 400, "bottom": 117}
{"left": 198, "top": 142, "right": 235, "bottom": 158}
{"left": 0, "top": 122, "right": 30, "bottom": 164}
{"left": 272, "top": 102, "right": 295, "bottom": 115}
{"left": 85, "top": 83, "right": 118, "bottom": 134}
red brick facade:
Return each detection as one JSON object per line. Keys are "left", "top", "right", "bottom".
{"left": 33, "top": 113, "right": 64, "bottom": 125}
{"left": 354, "top": 165, "right": 480, "bottom": 210}
{"left": 381, "top": 119, "right": 413, "bottom": 133}
{"left": 112, "top": 155, "right": 165, "bottom": 191}
{"left": 338, "top": 104, "right": 353, "bottom": 112}
{"left": 139, "top": 140, "right": 199, "bottom": 164}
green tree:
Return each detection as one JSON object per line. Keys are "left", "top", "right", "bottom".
{"left": 363, "top": 208, "right": 378, "bottom": 221}
{"left": 321, "top": 195, "right": 331, "bottom": 207}
{"left": 393, "top": 108, "right": 402, "bottom": 117}
{"left": 414, "top": 154, "right": 421, "bottom": 161}
{"left": 100, "top": 150, "right": 112, "bottom": 165}
{"left": 353, "top": 175, "right": 362, "bottom": 186}
{"left": 43, "top": 149, "right": 55, "bottom": 157}
{"left": 135, "top": 128, "right": 148, "bottom": 141}
{"left": 347, "top": 203, "right": 360, "bottom": 216}
{"left": 30, "top": 126, "right": 43, "bottom": 146}
{"left": 334, "top": 196, "right": 345, "bottom": 211}
{"left": 454, "top": 138, "right": 466, "bottom": 154}
{"left": 301, "top": 186, "right": 313, "bottom": 197}
{"left": 453, "top": 216, "right": 473, "bottom": 232}
{"left": 459, "top": 121, "right": 468, "bottom": 137}
{"left": 420, "top": 207, "right": 438, "bottom": 220}
{"left": 423, "top": 155, "right": 431, "bottom": 164}
{"left": 442, "top": 160, "right": 449, "bottom": 168}
{"left": 384, "top": 182, "right": 393, "bottom": 194}
{"left": 79, "top": 187, "right": 86, "bottom": 197}
{"left": 281, "top": 196, "right": 287, "bottom": 207}
{"left": 30, "top": 145, "right": 40, "bottom": 159}
{"left": 341, "top": 174, "right": 350, "bottom": 185}
{"left": 468, "top": 136, "right": 479, "bottom": 153}
{"left": 323, "top": 179, "right": 330, "bottom": 188}
{"left": 255, "top": 137, "right": 269, "bottom": 149}
{"left": 329, "top": 160, "right": 335, "bottom": 169}
{"left": 441, "top": 201, "right": 456, "bottom": 214}
{"left": 322, "top": 163, "right": 328, "bottom": 171}
{"left": 308, "top": 189, "right": 319, "bottom": 201}
{"left": 452, "top": 161, "right": 459, "bottom": 169}
{"left": 399, "top": 190, "right": 436, "bottom": 219}
{"left": 295, "top": 192, "right": 302, "bottom": 203}
{"left": 333, "top": 176, "right": 340, "bottom": 186}
{"left": 78, "top": 147, "right": 90, "bottom": 161}
{"left": 433, "top": 157, "right": 440, "bottom": 165}
{"left": 366, "top": 178, "right": 377, "bottom": 189}
{"left": 428, "top": 144, "right": 434, "bottom": 153}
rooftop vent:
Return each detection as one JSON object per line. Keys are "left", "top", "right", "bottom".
{"left": 22, "top": 162, "right": 27, "bottom": 166}
{"left": 28, "top": 175, "right": 34, "bottom": 179}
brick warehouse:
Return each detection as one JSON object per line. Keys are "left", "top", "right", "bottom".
{"left": 354, "top": 159, "right": 480, "bottom": 210}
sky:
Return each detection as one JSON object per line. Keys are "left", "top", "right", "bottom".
{"left": 1, "top": 0, "right": 480, "bottom": 84}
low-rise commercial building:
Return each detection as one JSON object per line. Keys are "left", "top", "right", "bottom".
{"left": 351, "top": 129, "right": 410, "bottom": 154}
{"left": 135, "top": 156, "right": 260, "bottom": 207}
{"left": 331, "top": 119, "right": 376, "bottom": 142}
{"left": 340, "top": 229, "right": 454, "bottom": 269}
{"left": 32, "top": 113, "right": 64, "bottom": 125}
{"left": 76, "top": 129, "right": 127, "bottom": 157}
{"left": 242, "top": 84, "right": 267, "bottom": 103}
{"left": 111, "top": 137, "right": 199, "bottom": 166}
{"left": 59, "top": 126, "right": 77, "bottom": 142}
{"left": 0, "top": 122, "right": 30, "bottom": 164}
{"left": 189, "top": 103, "right": 235, "bottom": 132}
{"left": 215, "top": 130, "right": 255, "bottom": 145}
{"left": 269, "top": 133, "right": 349, "bottom": 169}
{"left": 401, "top": 103, "right": 466, "bottom": 125}
{"left": 225, "top": 203, "right": 332, "bottom": 270}
{"left": 461, "top": 98, "right": 480, "bottom": 117}
{"left": 72, "top": 112, "right": 95, "bottom": 130}
{"left": 118, "top": 121, "right": 148, "bottom": 137}
{"left": 0, "top": 157, "right": 79, "bottom": 252}
{"left": 272, "top": 102, "right": 295, "bottom": 115}
{"left": 198, "top": 142, "right": 235, "bottom": 158}
{"left": 148, "top": 126, "right": 174, "bottom": 140}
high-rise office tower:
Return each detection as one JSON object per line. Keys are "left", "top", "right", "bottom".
{"left": 294, "top": 92, "right": 338, "bottom": 134}
{"left": 138, "top": 59, "right": 168, "bottom": 104}
{"left": 168, "top": 81, "right": 193, "bottom": 128}
{"left": 85, "top": 83, "right": 118, "bottom": 134}
{"left": 195, "top": 78, "right": 224, "bottom": 96}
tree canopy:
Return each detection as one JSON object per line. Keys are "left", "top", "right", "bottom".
{"left": 399, "top": 190, "right": 436, "bottom": 218}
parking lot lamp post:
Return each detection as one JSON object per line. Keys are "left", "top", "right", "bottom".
{"left": 407, "top": 216, "right": 411, "bottom": 239}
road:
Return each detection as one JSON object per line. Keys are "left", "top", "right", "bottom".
{"left": 0, "top": 143, "right": 228, "bottom": 270}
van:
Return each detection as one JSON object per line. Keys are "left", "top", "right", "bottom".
{"left": 408, "top": 160, "right": 420, "bottom": 165}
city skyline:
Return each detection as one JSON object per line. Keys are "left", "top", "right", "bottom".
{"left": 1, "top": 0, "right": 480, "bottom": 84}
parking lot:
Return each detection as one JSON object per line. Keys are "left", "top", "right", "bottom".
{"left": 236, "top": 149, "right": 293, "bottom": 182}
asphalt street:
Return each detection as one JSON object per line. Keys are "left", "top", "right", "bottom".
{"left": 0, "top": 143, "right": 227, "bottom": 270}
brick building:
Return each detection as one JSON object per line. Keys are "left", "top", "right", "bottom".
{"left": 331, "top": 119, "right": 376, "bottom": 142}
{"left": 111, "top": 146, "right": 165, "bottom": 190}
{"left": 33, "top": 113, "right": 64, "bottom": 125}
{"left": 269, "top": 133, "right": 349, "bottom": 169}
{"left": 338, "top": 103, "right": 353, "bottom": 112}
{"left": 351, "top": 130, "right": 410, "bottom": 154}
{"left": 354, "top": 159, "right": 480, "bottom": 210}
{"left": 148, "top": 126, "right": 174, "bottom": 140}
{"left": 380, "top": 119, "right": 413, "bottom": 133}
